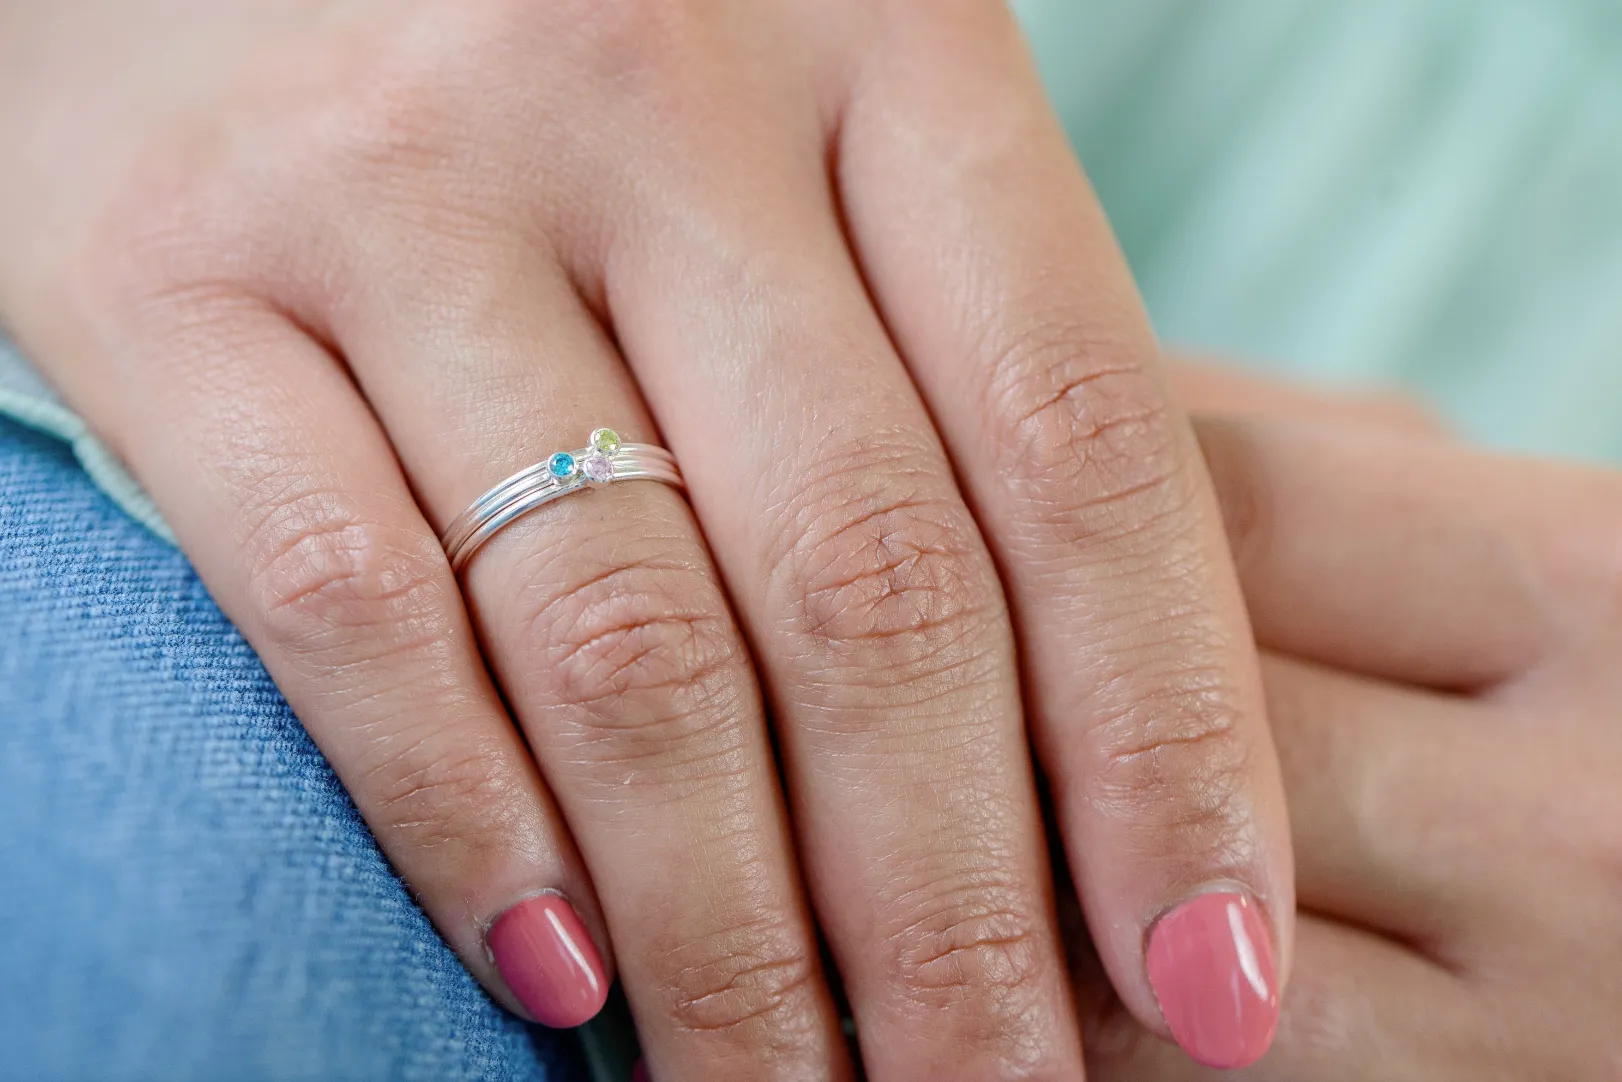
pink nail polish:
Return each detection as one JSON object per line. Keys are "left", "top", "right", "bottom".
{"left": 1146, "top": 891, "right": 1280, "bottom": 1069}
{"left": 487, "top": 893, "right": 608, "bottom": 1028}
{"left": 631, "top": 1060, "right": 650, "bottom": 1082}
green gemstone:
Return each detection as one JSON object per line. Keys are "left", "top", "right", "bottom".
{"left": 590, "top": 428, "right": 621, "bottom": 454}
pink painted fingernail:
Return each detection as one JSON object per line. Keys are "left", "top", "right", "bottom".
{"left": 631, "top": 1060, "right": 650, "bottom": 1082}
{"left": 486, "top": 893, "right": 608, "bottom": 1028}
{"left": 1146, "top": 891, "right": 1280, "bottom": 1069}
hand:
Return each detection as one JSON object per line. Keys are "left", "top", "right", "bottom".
{"left": 1076, "top": 364, "right": 1622, "bottom": 1078}
{"left": 0, "top": 5, "right": 1295, "bottom": 1077}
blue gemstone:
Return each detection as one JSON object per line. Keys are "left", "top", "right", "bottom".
{"left": 548, "top": 452, "right": 576, "bottom": 479}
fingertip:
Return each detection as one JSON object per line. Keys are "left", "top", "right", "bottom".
{"left": 486, "top": 891, "right": 610, "bottom": 1028}
{"left": 1145, "top": 889, "right": 1280, "bottom": 1070}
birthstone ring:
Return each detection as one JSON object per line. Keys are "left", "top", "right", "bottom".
{"left": 440, "top": 428, "right": 684, "bottom": 574}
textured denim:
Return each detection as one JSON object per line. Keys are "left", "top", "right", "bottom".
{"left": 0, "top": 419, "right": 582, "bottom": 1082}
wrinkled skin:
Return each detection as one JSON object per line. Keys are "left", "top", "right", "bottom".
{"left": 1093, "top": 365, "right": 1622, "bottom": 1080}
{"left": 0, "top": 3, "right": 1292, "bottom": 1079}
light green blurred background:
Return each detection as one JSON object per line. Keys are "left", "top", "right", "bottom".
{"left": 3, "top": 0, "right": 1618, "bottom": 543}
{"left": 1016, "top": 0, "right": 1622, "bottom": 461}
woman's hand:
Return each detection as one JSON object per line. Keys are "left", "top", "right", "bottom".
{"left": 1078, "top": 366, "right": 1622, "bottom": 1078}
{"left": 0, "top": 4, "right": 1295, "bottom": 1076}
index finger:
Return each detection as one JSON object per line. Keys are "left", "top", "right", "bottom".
{"left": 834, "top": 1, "right": 1292, "bottom": 1069}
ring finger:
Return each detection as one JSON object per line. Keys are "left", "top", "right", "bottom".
{"left": 330, "top": 247, "right": 851, "bottom": 1080}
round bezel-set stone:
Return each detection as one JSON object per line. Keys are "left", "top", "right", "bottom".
{"left": 589, "top": 428, "right": 622, "bottom": 455}
{"left": 580, "top": 450, "right": 615, "bottom": 484}
{"left": 548, "top": 452, "right": 578, "bottom": 480}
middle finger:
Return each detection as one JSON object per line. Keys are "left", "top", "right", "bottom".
{"left": 590, "top": 32, "right": 1085, "bottom": 1082}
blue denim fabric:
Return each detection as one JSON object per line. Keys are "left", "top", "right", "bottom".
{"left": 0, "top": 419, "right": 583, "bottom": 1082}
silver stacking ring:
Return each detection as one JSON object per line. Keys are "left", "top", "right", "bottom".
{"left": 440, "top": 427, "right": 684, "bottom": 574}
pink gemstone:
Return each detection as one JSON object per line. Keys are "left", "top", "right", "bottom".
{"left": 581, "top": 451, "right": 614, "bottom": 483}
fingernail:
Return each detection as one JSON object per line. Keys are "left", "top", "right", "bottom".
{"left": 1146, "top": 890, "right": 1280, "bottom": 1069}
{"left": 486, "top": 892, "right": 608, "bottom": 1028}
{"left": 631, "top": 1060, "right": 650, "bottom": 1082}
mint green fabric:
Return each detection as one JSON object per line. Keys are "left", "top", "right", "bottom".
{"left": 2, "top": 0, "right": 1619, "bottom": 540}
{"left": 0, "top": 334, "right": 173, "bottom": 540}
{"left": 1018, "top": 0, "right": 1622, "bottom": 461}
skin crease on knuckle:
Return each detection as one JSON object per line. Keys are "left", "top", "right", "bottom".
{"left": 979, "top": 314, "right": 1187, "bottom": 536}
{"left": 881, "top": 871, "right": 1047, "bottom": 1002}
{"left": 358, "top": 734, "right": 526, "bottom": 862}
{"left": 708, "top": 857, "right": 1045, "bottom": 1079}
{"left": 759, "top": 447, "right": 1067, "bottom": 1069}
{"left": 490, "top": 527, "right": 839, "bottom": 1068}
{"left": 242, "top": 488, "right": 457, "bottom": 664}
{"left": 497, "top": 531, "right": 759, "bottom": 786}
{"left": 870, "top": 876, "right": 1057, "bottom": 1076}
{"left": 648, "top": 912, "right": 824, "bottom": 1048}
{"left": 765, "top": 436, "right": 1005, "bottom": 714}
{"left": 496, "top": 542, "right": 836, "bottom": 1061}
{"left": 1079, "top": 669, "right": 1258, "bottom": 868}
{"left": 233, "top": 484, "right": 542, "bottom": 879}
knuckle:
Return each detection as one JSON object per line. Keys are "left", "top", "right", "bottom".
{"left": 218, "top": 4, "right": 551, "bottom": 235}
{"left": 774, "top": 441, "right": 999, "bottom": 687}
{"left": 72, "top": 157, "right": 263, "bottom": 324}
{"left": 983, "top": 322, "right": 1193, "bottom": 544}
{"left": 889, "top": 898, "right": 1046, "bottom": 1001}
{"left": 245, "top": 491, "right": 453, "bottom": 659}
{"left": 536, "top": 561, "right": 736, "bottom": 707}
{"left": 519, "top": 553, "right": 748, "bottom": 760}
{"left": 360, "top": 734, "right": 521, "bottom": 855}
{"left": 654, "top": 916, "right": 822, "bottom": 1048}
{"left": 564, "top": 0, "right": 744, "bottom": 114}
{"left": 464, "top": 0, "right": 703, "bottom": 145}
{"left": 877, "top": 873, "right": 1053, "bottom": 1063}
{"left": 1086, "top": 672, "right": 1255, "bottom": 850}
{"left": 298, "top": 44, "right": 491, "bottom": 219}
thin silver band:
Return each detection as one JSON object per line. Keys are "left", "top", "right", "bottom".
{"left": 441, "top": 437, "right": 683, "bottom": 574}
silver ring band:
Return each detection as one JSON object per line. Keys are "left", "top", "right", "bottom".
{"left": 440, "top": 428, "right": 684, "bottom": 574}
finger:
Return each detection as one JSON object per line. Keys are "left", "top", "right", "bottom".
{"left": 1191, "top": 414, "right": 1619, "bottom": 687}
{"left": 329, "top": 248, "right": 850, "bottom": 1081}
{"left": 1164, "top": 357, "right": 1449, "bottom": 438}
{"left": 1255, "top": 653, "right": 1487, "bottom": 946}
{"left": 581, "top": 27, "right": 1086, "bottom": 1082}
{"left": 834, "top": 2, "right": 1291, "bottom": 1067}
{"left": 1080, "top": 914, "right": 1478, "bottom": 1082}
{"left": 1264, "top": 650, "right": 1621, "bottom": 963}
{"left": 60, "top": 298, "right": 610, "bottom": 1026}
